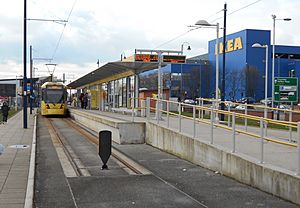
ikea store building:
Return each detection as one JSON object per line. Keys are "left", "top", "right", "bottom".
{"left": 206, "top": 29, "right": 300, "bottom": 102}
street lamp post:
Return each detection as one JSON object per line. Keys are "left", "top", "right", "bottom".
{"left": 271, "top": 14, "right": 291, "bottom": 108}
{"left": 180, "top": 42, "right": 191, "bottom": 100}
{"left": 195, "top": 20, "right": 220, "bottom": 121}
{"left": 180, "top": 42, "right": 191, "bottom": 55}
{"left": 252, "top": 43, "right": 268, "bottom": 128}
{"left": 135, "top": 49, "right": 182, "bottom": 120}
{"left": 23, "top": 0, "right": 28, "bottom": 129}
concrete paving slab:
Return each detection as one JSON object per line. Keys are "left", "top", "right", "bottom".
{"left": 69, "top": 175, "right": 205, "bottom": 208}
{"left": 0, "top": 110, "right": 35, "bottom": 208}
{"left": 113, "top": 143, "right": 298, "bottom": 208}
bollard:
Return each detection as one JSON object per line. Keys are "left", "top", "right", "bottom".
{"left": 193, "top": 105, "right": 196, "bottom": 138}
{"left": 260, "top": 117, "right": 264, "bottom": 164}
{"left": 297, "top": 122, "right": 300, "bottom": 175}
{"left": 210, "top": 107, "right": 214, "bottom": 144}
{"left": 232, "top": 112, "right": 236, "bottom": 153}
{"left": 99, "top": 130, "right": 112, "bottom": 169}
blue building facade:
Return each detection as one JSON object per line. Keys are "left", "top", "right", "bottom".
{"left": 139, "top": 63, "right": 210, "bottom": 101}
{"left": 208, "top": 29, "right": 300, "bottom": 101}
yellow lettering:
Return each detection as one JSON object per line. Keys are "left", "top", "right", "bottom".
{"left": 219, "top": 42, "right": 223, "bottom": 54}
{"left": 234, "top": 37, "right": 243, "bottom": 50}
{"left": 216, "top": 37, "right": 243, "bottom": 54}
{"left": 227, "top": 39, "right": 234, "bottom": 52}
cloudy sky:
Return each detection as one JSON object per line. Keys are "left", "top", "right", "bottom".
{"left": 0, "top": 0, "right": 299, "bottom": 82}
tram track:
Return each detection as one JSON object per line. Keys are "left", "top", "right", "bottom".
{"left": 62, "top": 118, "right": 151, "bottom": 175}
{"left": 44, "top": 116, "right": 150, "bottom": 178}
{"left": 44, "top": 117, "right": 90, "bottom": 177}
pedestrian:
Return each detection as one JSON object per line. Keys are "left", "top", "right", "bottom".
{"left": 1, "top": 102, "right": 10, "bottom": 124}
{"left": 79, "top": 93, "right": 84, "bottom": 109}
{"left": 83, "top": 93, "right": 88, "bottom": 109}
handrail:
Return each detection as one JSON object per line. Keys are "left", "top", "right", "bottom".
{"left": 197, "top": 97, "right": 300, "bottom": 114}
{"left": 149, "top": 97, "right": 298, "bottom": 148}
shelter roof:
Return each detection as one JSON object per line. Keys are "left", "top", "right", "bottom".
{"left": 68, "top": 61, "right": 164, "bottom": 89}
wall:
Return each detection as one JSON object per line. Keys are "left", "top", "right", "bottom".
{"left": 146, "top": 121, "right": 300, "bottom": 205}
{"left": 69, "top": 109, "right": 145, "bottom": 144}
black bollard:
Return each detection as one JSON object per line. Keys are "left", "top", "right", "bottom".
{"left": 99, "top": 130, "right": 112, "bottom": 170}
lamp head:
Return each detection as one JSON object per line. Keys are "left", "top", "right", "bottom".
{"left": 187, "top": 45, "right": 191, "bottom": 51}
{"left": 252, "top": 43, "right": 263, "bottom": 48}
{"left": 252, "top": 43, "right": 267, "bottom": 48}
{"left": 195, "top": 20, "right": 211, "bottom": 26}
{"left": 283, "top": 18, "right": 292, "bottom": 21}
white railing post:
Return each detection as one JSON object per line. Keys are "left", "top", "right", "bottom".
{"left": 289, "top": 110, "right": 292, "bottom": 142}
{"left": 297, "top": 122, "right": 300, "bottom": 175}
{"left": 198, "top": 98, "right": 201, "bottom": 119}
{"left": 245, "top": 104, "right": 248, "bottom": 132}
{"left": 131, "top": 98, "right": 134, "bottom": 122}
{"left": 193, "top": 105, "right": 196, "bottom": 138}
{"left": 228, "top": 104, "right": 231, "bottom": 127}
{"left": 210, "top": 107, "right": 214, "bottom": 144}
{"left": 179, "top": 103, "right": 182, "bottom": 132}
{"left": 201, "top": 98, "right": 204, "bottom": 120}
{"left": 167, "top": 100, "right": 170, "bottom": 128}
{"left": 232, "top": 112, "right": 236, "bottom": 153}
{"left": 264, "top": 107, "right": 268, "bottom": 137}
{"left": 260, "top": 117, "right": 264, "bottom": 163}
{"left": 146, "top": 97, "right": 150, "bottom": 121}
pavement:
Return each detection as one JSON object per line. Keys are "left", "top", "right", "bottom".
{"left": 0, "top": 109, "right": 36, "bottom": 208}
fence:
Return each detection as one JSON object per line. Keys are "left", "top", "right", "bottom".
{"left": 126, "top": 97, "right": 300, "bottom": 175}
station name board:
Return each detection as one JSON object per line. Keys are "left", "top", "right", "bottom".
{"left": 135, "top": 54, "right": 186, "bottom": 63}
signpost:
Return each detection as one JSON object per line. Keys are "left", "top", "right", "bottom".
{"left": 274, "top": 77, "right": 298, "bottom": 102}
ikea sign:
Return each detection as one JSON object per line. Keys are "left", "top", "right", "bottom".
{"left": 215, "top": 37, "right": 243, "bottom": 54}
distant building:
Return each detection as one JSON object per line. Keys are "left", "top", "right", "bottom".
{"left": 207, "top": 29, "right": 300, "bottom": 101}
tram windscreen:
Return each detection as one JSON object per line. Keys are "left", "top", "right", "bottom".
{"left": 43, "top": 88, "right": 65, "bottom": 103}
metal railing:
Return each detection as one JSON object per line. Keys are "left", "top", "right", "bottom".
{"left": 146, "top": 97, "right": 300, "bottom": 175}
{"left": 109, "top": 97, "right": 300, "bottom": 175}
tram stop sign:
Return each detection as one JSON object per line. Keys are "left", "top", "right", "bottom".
{"left": 274, "top": 77, "right": 298, "bottom": 102}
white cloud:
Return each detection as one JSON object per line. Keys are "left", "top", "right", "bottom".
{"left": 1, "top": 0, "right": 300, "bottom": 81}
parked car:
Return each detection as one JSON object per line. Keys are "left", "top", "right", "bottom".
{"left": 239, "top": 97, "right": 255, "bottom": 104}
{"left": 260, "top": 97, "right": 272, "bottom": 105}
{"left": 276, "top": 104, "right": 290, "bottom": 110}
{"left": 235, "top": 105, "right": 246, "bottom": 110}
{"left": 183, "top": 99, "right": 196, "bottom": 105}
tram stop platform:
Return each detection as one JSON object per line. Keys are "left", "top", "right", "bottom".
{"left": 0, "top": 110, "right": 36, "bottom": 208}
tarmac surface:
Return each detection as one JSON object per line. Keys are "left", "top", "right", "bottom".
{"left": 34, "top": 112, "right": 298, "bottom": 207}
{"left": 0, "top": 109, "right": 299, "bottom": 207}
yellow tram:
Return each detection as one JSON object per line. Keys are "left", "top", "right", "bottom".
{"left": 40, "top": 82, "right": 68, "bottom": 116}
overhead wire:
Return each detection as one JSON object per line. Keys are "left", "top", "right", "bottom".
{"left": 154, "top": 0, "right": 264, "bottom": 49}
{"left": 51, "top": 0, "right": 77, "bottom": 62}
